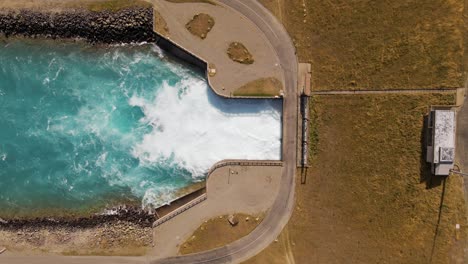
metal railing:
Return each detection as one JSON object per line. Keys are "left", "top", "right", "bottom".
{"left": 207, "top": 160, "right": 283, "bottom": 177}
{"left": 153, "top": 194, "right": 207, "bottom": 228}
{"left": 152, "top": 160, "right": 282, "bottom": 228}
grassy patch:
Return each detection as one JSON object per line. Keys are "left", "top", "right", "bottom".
{"left": 185, "top": 13, "right": 215, "bottom": 39}
{"left": 233, "top": 77, "right": 282, "bottom": 97}
{"left": 227, "top": 42, "right": 254, "bottom": 64}
{"left": 307, "top": 96, "right": 319, "bottom": 159}
{"left": 179, "top": 213, "right": 263, "bottom": 254}
{"left": 247, "top": 93, "right": 467, "bottom": 263}
{"left": 259, "top": 0, "right": 464, "bottom": 90}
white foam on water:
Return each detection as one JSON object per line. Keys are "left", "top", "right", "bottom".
{"left": 130, "top": 74, "right": 282, "bottom": 179}
{"left": 142, "top": 186, "right": 178, "bottom": 209}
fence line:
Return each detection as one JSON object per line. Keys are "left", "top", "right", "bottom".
{"left": 207, "top": 160, "right": 283, "bottom": 177}
{"left": 153, "top": 194, "right": 207, "bottom": 228}
{"left": 310, "top": 88, "right": 458, "bottom": 95}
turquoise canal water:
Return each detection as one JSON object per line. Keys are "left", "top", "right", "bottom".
{"left": 0, "top": 40, "right": 282, "bottom": 218}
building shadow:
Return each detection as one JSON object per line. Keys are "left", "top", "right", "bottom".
{"left": 300, "top": 167, "right": 308, "bottom": 184}
{"left": 421, "top": 114, "right": 443, "bottom": 189}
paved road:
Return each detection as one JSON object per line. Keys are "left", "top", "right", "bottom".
{"left": 456, "top": 89, "right": 468, "bottom": 262}
{"left": 456, "top": 89, "right": 467, "bottom": 192}
{"left": 458, "top": 92, "right": 468, "bottom": 171}
{"left": 2, "top": 1, "right": 298, "bottom": 263}
{"left": 151, "top": 1, "right": 298, "bottom": 263}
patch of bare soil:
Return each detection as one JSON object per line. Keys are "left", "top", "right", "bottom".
{"left": 227, "top": 42, "right": 254, "bottom": 64}
{"left": 154, "top": 9, "right": 169, "bottom": 38}
{"left": 179, "top": 213, "right": 263, "bottom": 255}
{"left": 185, "top": 13, "right": 214, "bottom": 39}
{"left": 233, "top": 77, "right": 282, "bottom": 97}
{"left": 73, "top": 0, "right": 152, "bottom": 12}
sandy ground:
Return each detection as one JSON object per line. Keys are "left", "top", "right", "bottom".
{"left": 0, "top": 0, "right": 93, "bottom": 11}
{"left": 151, "top": 0, "right": 284, "bottom": 97}
{"left": 150, "top": 165, "right": 282, "bottom": 259}
{"left": 0, "top": 221, "right": 153, "bottom": 256}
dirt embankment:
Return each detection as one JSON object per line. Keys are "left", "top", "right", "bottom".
{"left": 0, "top": 7, "right": 156, "bottom": 43}
{"left": 1, "top": 221, "right": 153, "bottom": 256}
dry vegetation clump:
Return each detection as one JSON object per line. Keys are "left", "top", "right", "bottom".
{"left": 233, "top": 77, "right": 283, "bottom": 97}
{"left": 258, "top": 0, "right": 464, "bottom": 90}
{"left": 180, "top": 213, "right": 263, "bottom": 255}
{"left": 227, "top": 42, "right": 254, "bottom": 64}
{"left": 246, "top": 93, "right": 467, "bottom": 263}
{"left": 208, "top": 63, "right": 217, "bottom": 77}
{"left": 185, "top": 13, "right": 215, "bottom": 39}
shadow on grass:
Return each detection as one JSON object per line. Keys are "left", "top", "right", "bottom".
{"left": 429, "top": 177, "right": 447, "bottom": 263}
{"left": 300, "top": 167, "right": 308, "bottom": 184}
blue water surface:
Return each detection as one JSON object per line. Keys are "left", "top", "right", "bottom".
{"left": 0, "top": 40, "right": 198, "bottom": 218}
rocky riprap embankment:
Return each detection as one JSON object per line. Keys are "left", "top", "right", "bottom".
{"left": 0, "top": 206, "right": 155, "bottom": 229}
{"left": 0, "top": 7, "right": 157, "bottom": 43}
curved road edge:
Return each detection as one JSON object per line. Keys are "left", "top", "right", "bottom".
{"left": 151, "top": 0, "right": 298, "bottom": 263}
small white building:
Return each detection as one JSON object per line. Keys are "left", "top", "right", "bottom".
{"left": 426, "top": 108, "right": 456, "bottom": 176}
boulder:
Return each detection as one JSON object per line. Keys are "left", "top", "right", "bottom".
{"left": 228, "top": 215, "right": 239, "bottom": 226}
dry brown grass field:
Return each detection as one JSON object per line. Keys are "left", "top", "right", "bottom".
{"left": 246, "top": 93, "right": 467, "bottom": 263}
{"left": 260, "top": 0, "right": 465, "bottom": 91}
{"left": 246, "top": 1, "right": 467, "bottom": 263}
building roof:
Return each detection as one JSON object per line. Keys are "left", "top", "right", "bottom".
{"left": 433, "top": 110, "right": 455, "bottom": 164}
